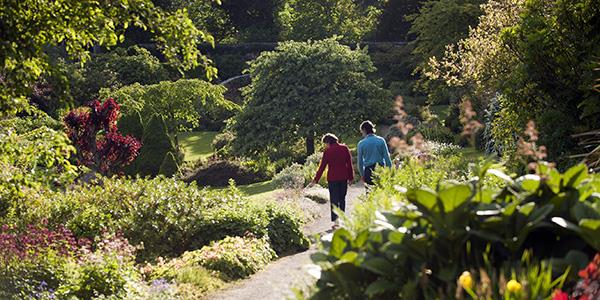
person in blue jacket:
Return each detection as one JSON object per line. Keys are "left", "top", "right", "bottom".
{"left": 357, "top": 120, "right": 392, "bottom": 187}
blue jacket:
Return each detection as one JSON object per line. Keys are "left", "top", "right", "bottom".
{"left": 357, "top": 134, "right": 392, "bottom": 177}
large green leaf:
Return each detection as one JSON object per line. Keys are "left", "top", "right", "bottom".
{"left": 362, "top": 257, "right": 394, "bottom": 276}
{"left": 438, "top": 184, "right": 472, "bottom": 212}
{"left": 516, "top": 174, "right": 541, "bottom": 192}
{"left": 563, "top": 164, "right": 588, "bottom": 188}
{"left": 406, "top": 188, "right": 437, "bottom": 212}
{"left": 330, "top": 228, "right": 352, "bottom": 258}
{"left": 579, "top": 219, "right": 600, "bottom": 250}
{"left": 365, "top": 278, "right": 396, "bottom": 297}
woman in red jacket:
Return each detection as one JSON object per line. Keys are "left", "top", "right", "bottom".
{"left": 307, "top": 133, "right": 354, "bottom": 228}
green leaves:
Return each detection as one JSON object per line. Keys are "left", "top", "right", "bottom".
{"left": 310, "top": 162, "right": 600, "bottom": 298}
{"left": 1, "top": 0, "right": 215, "bottom": 117}
{"left": 233, "top": 38, "right": 391, "bottom": 157}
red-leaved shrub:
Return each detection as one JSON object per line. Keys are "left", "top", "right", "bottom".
{"left": 64, "top": 98, "right": 141, "bottom": 175}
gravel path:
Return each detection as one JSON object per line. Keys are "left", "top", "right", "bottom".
{"left": 204, "top": 184, "right": 365, "bottom": 300}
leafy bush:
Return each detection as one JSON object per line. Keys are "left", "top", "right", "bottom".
{"left": 407, "top": 121, "right": 456, "bottom": 144}
{"left": 308, "top": 162, "right": 600, "bottom": 299}
{"left": 193, "top": 236, "right": 276, "bottom": 279}
{"left": 63, "top": 98, "right": 142, "bottom": 176}
{"left": 69, "top": 46, "right": 174, "bottom": 104}
{"left": 16, "top": 176, "right": 308, "bottom": 261}
{"left": 273, "top": 163, "right": 306, "bottom": 190}
{"left": 0, "top": 118, "right": 78, "bottom": 220}
{"left": 183, "top": 159, "right": 268, "bottom": 187}
{"left": 212, "top": 131, "right": 235, "bottom": 157}
{"left": 132, "top": 114, "right": 181, "bottom": 177}
{"left": 264, "top": 203, "right": 310, "bottom": 255}
{"left": 0, "top": 227, "right": 138, "bottom": 299}
{"left": 102, "top": 79, "right": 239, "bottom": 134}
{"left": 143, "top": 258, "right": 225, "bottom": 298}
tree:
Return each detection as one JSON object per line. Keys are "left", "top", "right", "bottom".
{"left": 427, "top": 0, "right": 600, "bottom": 163}
{"left": 407, "top": 0, "right": 485, "bottom": 104}
{"left": 374, "top": 0, "right": 422, "bottom": 41}
{"left": 170, "top": 0, "right": 237, "bottom": 42}
{"left": 232, "top": 38, "right": 391, "bottom": 157}
{"left": 0, "top": 0, "right": 216, "bottom": 116}
{"left": 63, "top": 98, "right": 141, "bottom": 176}
{"left": 277, "top": 0, "right": 381, "bottom": 43}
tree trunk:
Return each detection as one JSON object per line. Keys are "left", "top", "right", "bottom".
{"left": 306, "top": 135, "right": 315, "bottom": 156}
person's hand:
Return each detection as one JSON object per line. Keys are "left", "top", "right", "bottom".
{"left": 347, "top": 180, "right": 352, "bottom": 186}
{"left": 360, "top": 176, "right": 365, "bottom": 183}
{"left": 305, "top": 181, "right": 316, "bottom": 189}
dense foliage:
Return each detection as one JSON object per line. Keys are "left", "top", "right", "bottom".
{"left": 427, "top": 0, "right": 600, "bottom": 164}
{"left": 277, "top": 0, "right": 381, "bottom": 43}
{"left": 0, "top": 0, "right": 215, "bottom": 116}
{"left": 104, "top": 79, "right": 239, "bottom": 134}
{"left": 306, "top": 161, "right": 600, "bottom": 299}
{"left": 64, "top": 98, "right": 142, "bottom": 176}
{"left": 8, "top": 176, "right": 308, "bottom": 261}
{"left": 233, "top": 38, "right": 391, "bottom": 157}
{"left": 0, "top": 115, "right": 78, "bottom": 218}
{"left": 68, "top": 46, "right": 175, "bottom": 106}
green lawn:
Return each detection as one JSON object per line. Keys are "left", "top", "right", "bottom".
{"left": 179, "top": 131, "right": 218, "bottom": 162}
{"left": 238, "top": 180, "right": 281, "bottom": 201}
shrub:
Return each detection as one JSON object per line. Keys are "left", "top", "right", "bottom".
{"left": 102, "top": 79, "right": 240, "bottom": 134}
{"left": 264, "top": 204, "right": 310, "bottom": 255}
{"left": 133, "top": 115, "right": 180, "bottom": 176}
{"left": 193, "top": 236, "right": 276, "bottom": 279}
{"left": 0, "top": 227, "right": 137, "bottom": 299}
{"left": 308, "top": 162, "right": 600, "bottom": 299}
{"left": 273, "top": 163, "right": 306, "bottom": 190}
{"left": 63, "top": 98, "right": 142, "bottom": 176}
{"left": 17, "top": 176, "right": 309, "bottom": 261}
{"left": 212, "top": 131, "right": 235, "bottom": 157}
{"left": 407, "top": 121, "right": 456, "bottom": 144}
{"left": 69, "top": 46, "right": 174, "bottom": 104}
{"left": 0, "top": 118, "right": 78, "bottom": 220}
{"left": 159, "top": 152, "right": 180, "bottom": 177}
{"left": 183, "top": 159, "right": 268, "bottom": 187}
{"left": 142, "top": 254, "right": 226, "bottom": 297}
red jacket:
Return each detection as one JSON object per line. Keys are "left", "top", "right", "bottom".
{"left": 313, "top": 143, "right": 354, "bottom": 183}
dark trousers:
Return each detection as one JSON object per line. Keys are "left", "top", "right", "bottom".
{"left": 328, "top": 180, "right": 347, "bottom": 221}
{"left": 364, "top": 164, "right": 378, "bottom": 186}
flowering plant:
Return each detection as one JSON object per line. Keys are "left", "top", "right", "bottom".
{"left": 553, "top": 253, "right": 600, "bottom": 300}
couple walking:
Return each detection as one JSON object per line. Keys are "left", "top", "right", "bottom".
{"left": 306, "top": 120, "right": 392, "bottom": 229}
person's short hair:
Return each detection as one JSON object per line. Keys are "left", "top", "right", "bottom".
{"left": 322, "top": 133, "right": 339, "bottom": 144}
{"left": 360, "top": 120, "right": 376, "bottom": 134}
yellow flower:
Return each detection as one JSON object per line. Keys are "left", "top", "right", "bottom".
{"left": 506, "top": 279, "right": 522, "bottom": 293}
{"left": 458, "top": 271, "right": 474, "bottom": 290}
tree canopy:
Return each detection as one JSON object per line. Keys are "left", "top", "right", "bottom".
{"left": 277, "top": 0, "right": 381, "bottom": 43}
{"left": 232, "top": 38, "right": 391, "bottom": 157}
{"left": 0, "top": 0, "right": 216, "bottom": 116}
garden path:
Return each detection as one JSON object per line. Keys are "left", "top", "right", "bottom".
{"left": 203, "top": 183, "right": 366, "bottom": 300}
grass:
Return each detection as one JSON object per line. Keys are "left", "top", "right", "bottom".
{"left": 179, "top": 131, "right": 218, "bottom": 162}
{"left": 238, "top": 180, "right": 281, "bottom": 201}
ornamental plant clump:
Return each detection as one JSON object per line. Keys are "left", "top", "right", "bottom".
{"left": 64, "top": 98, "right": 141, "bottom": 176}
{"left": 0, "top": 223, "right": 90, "bottom": 260}
{"left": 554, "top": 253, "right": 600, "bottom": 300}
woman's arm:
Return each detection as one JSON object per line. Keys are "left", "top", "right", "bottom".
{"left": 313, "top": 150, "right": 329, "bottom": 183}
